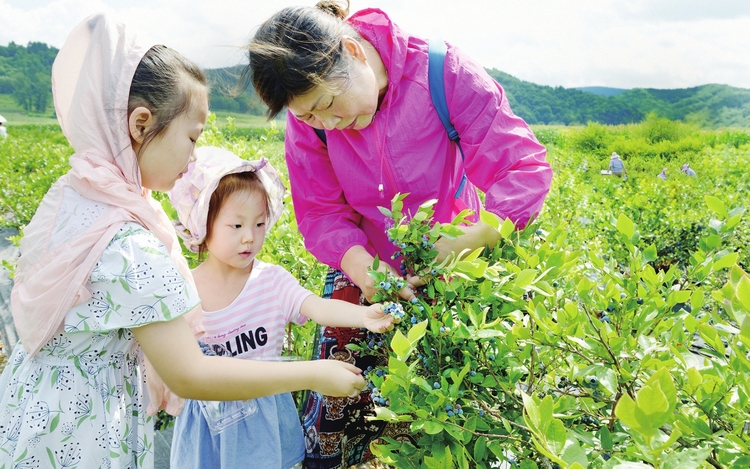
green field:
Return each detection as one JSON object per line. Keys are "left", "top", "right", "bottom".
{"left": 2, "top": 117, "right": 750, "bottom": 468}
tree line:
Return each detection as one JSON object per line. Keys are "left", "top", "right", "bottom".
{"left": 0, "top": 42, "right": 57, "bottom": 113}
{"left": 2, "top": 41, "right": 749, "bottom": 128}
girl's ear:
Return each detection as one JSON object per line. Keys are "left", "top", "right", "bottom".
{"left": 128, "top": 106, "right": 154, "bottom": 145}
{"left": 341, "top": 35, "right": 367, "bottom": 63}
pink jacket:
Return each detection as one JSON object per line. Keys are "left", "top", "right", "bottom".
{"left": 285, "top": 9, "right": 552, "bottom": 271}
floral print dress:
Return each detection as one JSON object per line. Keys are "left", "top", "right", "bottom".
{"left": 0, "top": 223, "right": 199, "bottom": 469}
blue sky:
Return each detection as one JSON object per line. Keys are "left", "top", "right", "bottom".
{"left": 1, "top": 0, "right": 749, "bottom": 90}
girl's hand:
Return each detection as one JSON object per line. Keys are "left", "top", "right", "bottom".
{"left": 362, "top": 304, "right": 397, "bottom": 333}
{"left": 310, "top": 360, "right": 366, "bottom": 397}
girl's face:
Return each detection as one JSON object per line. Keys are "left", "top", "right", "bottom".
{"left": 205, "top": 189, "right": 268, "bottom": 272}
{"left": 287, "top": 37, "right": 383, "bottom": 132}
{"left": 133, "top": 93, "right": 209, "bottom": 192}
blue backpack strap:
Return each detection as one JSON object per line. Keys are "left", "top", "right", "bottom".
{"left": 428, "top": 39, "right": 467, "bottom": 198}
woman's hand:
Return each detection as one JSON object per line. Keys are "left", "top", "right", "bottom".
{"left": 361, "top": 262, "right": 417, "bottom": 303}
{"left": 341, "top": 245, "right": 416, "bottom": 303}
{"left": 362, "top": 303, "right": 398, "bottom": 333}
{"left": 407, "top": 219, "right": 502, "bottom": 289}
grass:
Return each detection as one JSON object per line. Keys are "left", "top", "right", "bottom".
{"left": 0, "top": 95, "right": 57, "bottom": 126}
{"left": 211, "top": 112, "right": 286, "bottom": 129}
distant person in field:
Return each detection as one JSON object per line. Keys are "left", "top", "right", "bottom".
{"left": 658, "top": 168, "right": 668, "bottom": 180}
{"left": 0, "top": 122, "right": 7, "bottom": 138}
{"left": 681, "top": 163, "right": 697, "bottom": 177}
{"left": 609, "top": 152, "right": 627, "bottom": 178}
{"left": 242, "top": 0, "right": 552, "bottom": 466}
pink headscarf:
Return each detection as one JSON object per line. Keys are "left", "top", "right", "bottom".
{"left": 10, "top": 14, "right": 196, "bottom": 415}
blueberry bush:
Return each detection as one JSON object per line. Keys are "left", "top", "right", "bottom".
{"left": 358, "top": 193, "right": 747, "bottom": 469}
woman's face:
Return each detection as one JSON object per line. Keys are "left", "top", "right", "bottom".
{"left": 287, "top": 37, "right": 383, "bottom": 132}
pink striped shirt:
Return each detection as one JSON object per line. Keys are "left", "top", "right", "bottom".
{"left": 199, "top": 260, "right": 312, "bottom": 358}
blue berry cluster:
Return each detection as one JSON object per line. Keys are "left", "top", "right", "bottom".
{"left": 444, "top": 403, "right": 464, "bottom": 418}
{"left": 382, "top": 301, "right": 405, "bottom": 321}
{"left": 363, "top": 366, "right": 390, "bottom": 406}
{"left": 364, "top": 331, "right": 387, "bottom": 350}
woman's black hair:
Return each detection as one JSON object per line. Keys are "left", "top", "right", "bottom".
{"left": 240, "top": 1, "right": 359, "bottom": 119}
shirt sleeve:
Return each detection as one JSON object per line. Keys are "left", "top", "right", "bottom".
{"left": 284, "top": 116, "right": 371, "bottom": 270}
{"left": 444, "top": 43, "right": 552, "bottom": 228}
{"left": 66, "top": 224, "right": 200, "bottom": 332}
{"left": 270, "top": 263, "right": 315, "bottom": 326}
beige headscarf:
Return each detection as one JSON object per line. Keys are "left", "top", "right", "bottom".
{"left": 10, "top": 13, "right": 196, "bottom": 416}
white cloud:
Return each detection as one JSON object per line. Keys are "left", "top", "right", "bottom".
{"left": 1, "top": 0, "right": 749, "bottom": 90}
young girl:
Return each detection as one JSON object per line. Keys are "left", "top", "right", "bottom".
{"left": 244, "top": 1, "right": 552, "bottom": 467}
{"left": 0, "top": 14, "right": 365, "bottom": 468}
{"left": 167, "top": 145, "right": 395, "bottom": 469}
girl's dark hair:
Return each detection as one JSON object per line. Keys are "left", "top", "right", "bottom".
{"left": 128, "top": 45, "right": 207, "bottom": 154}
{"left": 240, "top": 0, "right": 359, "bottom": 119}
{"left": 199, "top": 171, "right": 270, "bottom": 260}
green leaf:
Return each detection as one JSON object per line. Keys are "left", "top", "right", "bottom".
{"left": 473, "top": 436, "right": 487, "bottom": 462}
{"left": 636, "top": 383, "right": 668, "bottom": 420}
{"left": 560, "top": 437, "right": 588, "bottom": 467}
{"left": 422, "top": 420, "right": 444, "bottom": 435}
{"left": 388, "top": 356, "right": 408, "bottom": 377}
{"left": 479, "top": 209, "right": 500, "bottom": 230}
{"left": 499, "top": 217, "right": 515, "bottom": 238}
{"left": 390, "top": 329, "right": 410, "bottom": 358}
{"left": 661, "top": 448, "right": 711, "bottom": 469}
{"left": 377, "top": 206, "right": 392, "bottom": 217}
{"left": 599, "top": 368, "right": 618, "bottom": 395}
{"left": 611, "top": 463, "right": 653, "bottom": 469}
{"left": 615, "top": 214, "right": 635, "bottom": 240}
{"left": 705, "top": 195, "right": 728, "bottom": 218}
{"left": 713, "top": 251, "right": 738, "bottom": 271}
{"left": 420, "top": 199, "right": 438, "bottom": 210}
{"left": 455, "top": 259, "right": 488, "bottom": 279}
{"left": 522, "top": 393, "right": 541, "bottom": 431}
{"left": 514, "top": 269, "right": 537, "bottom": 289}
{"left": 615, "top": 394, "right": 653, "bottom": 438}
{"left": 407, "top": 320, "right": 428, "bottom": 344}
{"left": 736, "top": 275, "right": 750, "bottom": 311}
{"left": 643, "top": 244, "right": 657, "bottom": 263}
{"left": 690, "top": 290, "right": 705, "bottom": 314}
{"left": 545, "top": 419, "right": 567, "bottom": 454}
{"left": 598, "top": 426, "right": 613, "bottom": 450}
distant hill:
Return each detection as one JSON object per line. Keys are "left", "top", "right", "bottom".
{"left": 613, "top": 85, "right": 750, "bottom": 128}
{"left": 487, "top": 69, "right": 750, "bottom": 128}
{"left": 2, "top": 41, "right": 749, "bottom": 128}
{"left": 575, "top": 86, "right": 628, "bottom": 97}
{"left": 487, "top": 69, "right": 642, "bottom": 126}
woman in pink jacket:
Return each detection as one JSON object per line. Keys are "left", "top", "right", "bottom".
{"left": 244, "top": 1, "right": 552, "bottom": 467}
